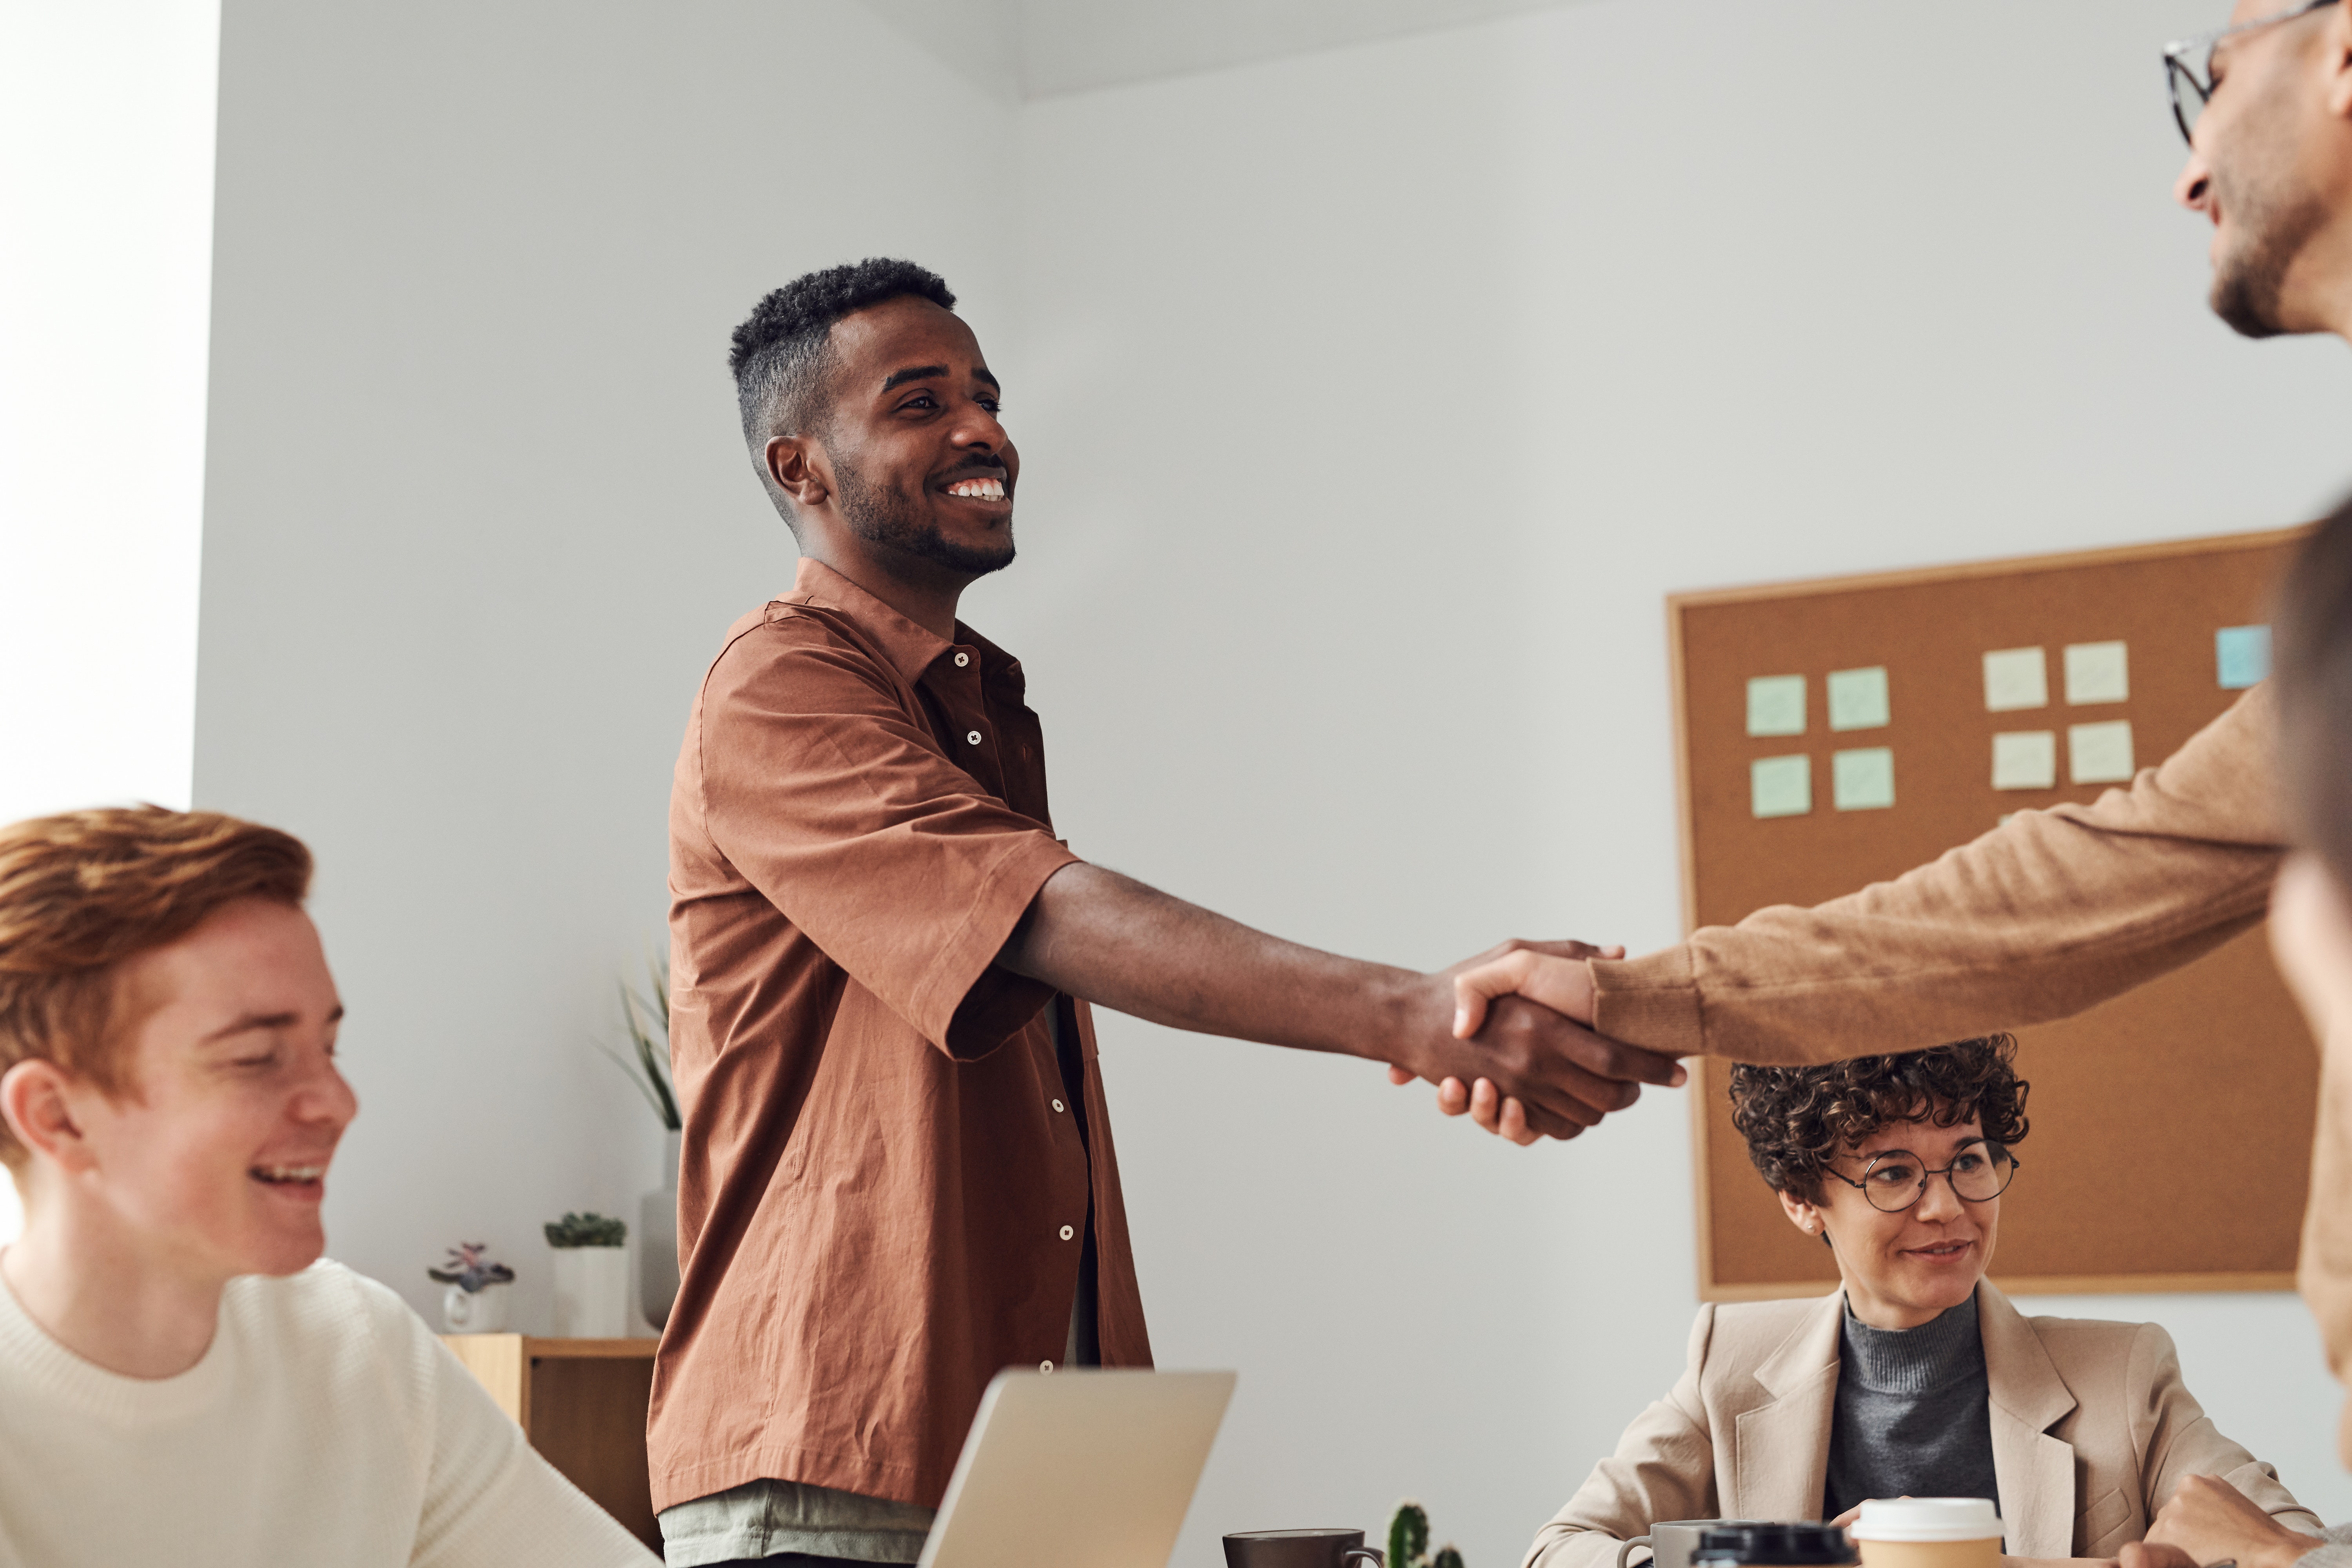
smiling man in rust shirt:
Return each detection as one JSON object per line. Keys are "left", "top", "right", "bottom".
{"left": 651, "top": 259, "right": 1684, "bottom": 1567}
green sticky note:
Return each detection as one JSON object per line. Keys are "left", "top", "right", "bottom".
{"left": 1982, "top": 646, "right": 2048, "bottom": 712}
{"left": 2063, "top": 641, "right": 2129, "bottom": 706}
{"left": 1827, "top": 666, "right": 1890, "bottom": 731}
{"left": 1746, "top": 675, "right": 1806, "bottom": 737}
{"left": 1991, "top": 731, "right": 2056, "bottom": 791}
{"left": 1751, "top": 754, "right": 1812, "bottom": 818}
{"left": 2068, "top": 720, "right": 2135, "bottom": 784}
{"left": 1833, "top": 747, "right": 1895, "bottom": 811}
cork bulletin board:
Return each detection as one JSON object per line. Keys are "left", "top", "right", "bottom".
{"left": 1675, "top": 528, "right": 2317, "bottom": 1299}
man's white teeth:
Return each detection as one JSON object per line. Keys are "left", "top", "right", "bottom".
{"left": 947, "top": 479, "right": 1005, "bottom": 500}
{"left": 254, "top": 1165, "right": 323, "bottom": 1183}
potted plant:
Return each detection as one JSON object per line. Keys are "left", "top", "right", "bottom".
{"left": 597, "top": 954, "right": 681, "bottom": 1330}
{"left": 544, "top": 1211, "right": 630, "bottom": 1338}
{"left": 1389, "top": 1502, "right": 1465, "bottom": 1568}
{"left": 427, "top": 1243, "right": 515, "bottom": 1334}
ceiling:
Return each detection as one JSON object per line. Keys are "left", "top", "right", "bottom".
{"left": 851, "top": 0, "right": 1591, "bottom": 101}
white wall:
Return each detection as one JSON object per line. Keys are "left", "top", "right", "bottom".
{"left": 0, "top": 0, "right": 222, "bottom": 1250}
{"left": 192, "top": 0, "right": 1019, "bottom": 1333}
{"left": 0, "top": 0, "right": 217, "bottom": 824}
{"left": 996, "top": 2, "right": 2352, "bottom": 1563}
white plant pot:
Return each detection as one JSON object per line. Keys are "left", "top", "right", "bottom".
{"left": 441, "top": 1281, "right": 512, "bottom": 1334}
{"left": 551, "top": 1245, "right": 630, "bottom": 1338}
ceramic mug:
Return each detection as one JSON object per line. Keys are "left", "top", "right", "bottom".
{"left": 1223, "top": 1529, "right": 1385, "bottom": 1568}
{"left": 1619, "top": 1521, "right": 1777, "bottom": 1568}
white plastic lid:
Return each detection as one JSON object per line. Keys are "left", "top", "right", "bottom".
{"left": 1847, "top": 1499, "right": 2003, "bottom": 1544}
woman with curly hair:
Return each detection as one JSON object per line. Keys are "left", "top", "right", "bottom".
{"left": 1523, "top": 1037, "right": 2318, "bottom": 1568}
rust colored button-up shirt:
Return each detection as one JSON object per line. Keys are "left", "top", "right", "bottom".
{"left": 651, "top": 558, "right": 1152, "bottom": 1515}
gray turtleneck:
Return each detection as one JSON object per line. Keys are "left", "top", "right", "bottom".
{"left": 1821, "top": 1293, "right": 2000, "bottom": 1524}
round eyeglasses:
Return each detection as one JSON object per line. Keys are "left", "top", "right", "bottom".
{"left": 1821, "top": 1141, "right": 2019, "bottom": 1214}
{"left": 2165, "top": 0, "right": 2341, "bottom": 147}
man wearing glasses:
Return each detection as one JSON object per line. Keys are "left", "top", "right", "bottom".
{"left": 1443, "top": 0, "right": 2352, "bottom": 1483}
{"left": 2167, "top": 0, "right": 2352, "bottom": 340}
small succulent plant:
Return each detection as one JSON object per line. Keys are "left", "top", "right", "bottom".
{"left": 426, "top": 1242, "right": 515, "bottom": 1294}
{"left": 1389, "top": 1501, "right": 1465, "bottom": 1568}
{"left": 544, "top": 1211, "right": 627, "bottom": 1249}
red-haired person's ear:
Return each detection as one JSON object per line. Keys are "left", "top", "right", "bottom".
{"left": 0, "top": 1060, "right": 94, "bottom": 1175}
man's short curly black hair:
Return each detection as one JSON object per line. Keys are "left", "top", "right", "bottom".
{"left": 727, "top": 258, "right": 957, "bottom": 459}
{"left": 1728, "top": 1036, "right": 2030, "bottom": 1205}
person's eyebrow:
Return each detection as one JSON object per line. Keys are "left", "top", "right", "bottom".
{"left": 878, "top": 364, "right": 1002, "bottom": 394}
{"left": 201, "top": 1003, "right": 345, "bottom": 1042}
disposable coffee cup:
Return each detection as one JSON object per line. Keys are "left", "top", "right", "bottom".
{"left": 1619, "top": 1521, "right": 1777, "bottom": 1568}
{"left": 1691, "top": 1523, "right": 1856, "bottom": 1568}
{"left": 1846, "top": 1497, "right": 2003, "bottom": 1568}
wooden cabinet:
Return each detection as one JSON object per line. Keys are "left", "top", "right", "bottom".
{"left": 441, "top": 1334, "right": 660, "bottom": 1550}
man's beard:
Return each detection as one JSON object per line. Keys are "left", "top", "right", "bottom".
{"left": 833, "top": 456, "right": 1014, "bottom": 577}
{"left": 2209, "top": 145, "right": 2329, "bottom": 339}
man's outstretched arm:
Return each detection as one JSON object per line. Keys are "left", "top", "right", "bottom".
{"left": 1454, "top": 684, "right": 2284, "bottom": 1067}
{"left": 992, "top": 861, "right": 1686, "bottom": 1143}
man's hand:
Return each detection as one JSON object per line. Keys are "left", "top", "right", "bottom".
{"left": 1452, "top": 941, "right": 1605, "bottom": 1034}
{"left": 2144, "top": 1474, "right": 2314, "bottom": 1568}
{"left": 1383, "top": 940, "right": 1685, "bottom": 1145}
{"left": 2118, "top": 1544, "right": 2199, "bottom": 1568}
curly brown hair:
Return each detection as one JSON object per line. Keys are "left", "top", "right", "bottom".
{"left": 1727, "top": 1036, "right": 2030, "bottom": 1204}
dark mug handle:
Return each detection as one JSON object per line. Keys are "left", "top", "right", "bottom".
{"left": 1342, "top": 1553, "right": 1385, "bottom": 1568}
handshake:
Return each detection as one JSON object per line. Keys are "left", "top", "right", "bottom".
{"left": 1383, "top": 939, "right": 1688, "bottom": 1148}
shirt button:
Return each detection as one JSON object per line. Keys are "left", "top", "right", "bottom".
{"left": 966, "top": 730, "right": 982, "bottom": 746}
{"left": 1052, "top": 1098, "right": 1065, "bottom": 1113}
{"left": 1059, "top": 1225, "right": 1074, "bottom": 1241}
{"left": 955, "top": 652, "right": 970, "bottom": 668}
{"left": 1040, "top": 1360, "right": 1054, "bottom": 1374}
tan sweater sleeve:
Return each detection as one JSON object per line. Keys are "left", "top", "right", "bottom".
{"left": 1524, "top": 1305, "right": 1721, "bottom": 1568}
{"left": 1592, "top": 685, "right": 2284, "bottom": 1064}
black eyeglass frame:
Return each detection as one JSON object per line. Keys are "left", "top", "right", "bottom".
{"left": 2165, "top": 0, "right": 2343, "bottom": 147}
{"left": 1819, "top": 1140, "right": 2020, "bottom": 1214}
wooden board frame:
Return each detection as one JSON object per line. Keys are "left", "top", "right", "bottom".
{"left": 1668, "top": 527, "right": 2312, "bottom": 1302}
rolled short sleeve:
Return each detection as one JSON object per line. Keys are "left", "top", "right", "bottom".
{"left": 697, "top": 617, "right": 1079, "bottom": 1057}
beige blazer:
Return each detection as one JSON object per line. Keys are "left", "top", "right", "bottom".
{"left": 1525, "top": 1283, "right": 2319, "bottom": 1568}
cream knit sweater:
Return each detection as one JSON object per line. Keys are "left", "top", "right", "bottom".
{"left": 0, "top": 1258, "right": 659, "bottom": 1566}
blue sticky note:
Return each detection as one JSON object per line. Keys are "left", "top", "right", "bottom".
{"left": 2216, "top": 625, "right": 2270, "bottom": 690}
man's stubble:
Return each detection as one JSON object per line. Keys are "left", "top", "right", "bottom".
{"left": 2209, "top": 105, "right": 2332, "bottom": 339}
{"left": 833, "top": 453, "right": 1016, "bottom": 577}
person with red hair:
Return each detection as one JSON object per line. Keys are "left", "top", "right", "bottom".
{"left": 0, "top": 806, "right": 656, "bottom": 1566}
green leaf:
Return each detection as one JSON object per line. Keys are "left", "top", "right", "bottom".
{"left": 596, "top": 955, "right": 681, "bottom": 1131}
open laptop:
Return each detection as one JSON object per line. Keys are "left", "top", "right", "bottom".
{"left": 916, "top": 1368, "right": 1237, "bottom": 1568}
